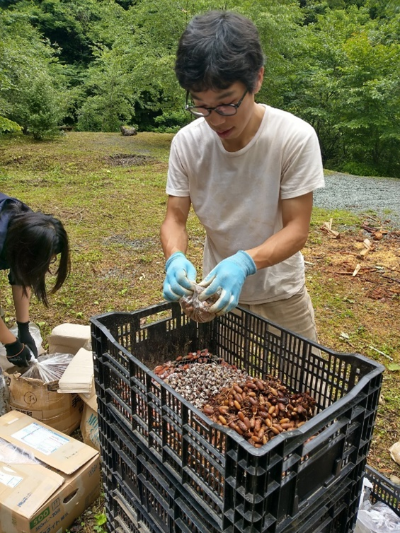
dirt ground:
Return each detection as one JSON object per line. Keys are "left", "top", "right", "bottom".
{"left": 0, "top": 133, "right": 398, "bottom": 530}
{"left": 69, "top": 217, "right": 400, "bottom": 532}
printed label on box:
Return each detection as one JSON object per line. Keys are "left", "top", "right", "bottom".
{"left": 11, "top": 423, "right": 69, "bottom": 455}
{"left": 0, "top": 470, "right": 22, "bottom": 488}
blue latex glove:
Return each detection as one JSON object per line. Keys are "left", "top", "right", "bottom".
{"left": 198, "top": 251, "right": 256, "bottom": 314}
{"left": 163, "top": 252, "right": 197, "bottom": 301}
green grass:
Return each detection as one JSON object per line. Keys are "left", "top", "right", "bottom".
{"left": 0, "top": 130, "right": 399, "bottom": 482}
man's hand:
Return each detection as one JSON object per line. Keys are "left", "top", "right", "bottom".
{"left": 17, "top": 321, "right": 38, "bottom": 357}
{"left": 5, "top": 338, "right": 33, "bottom": 367}
{"left": 198, "top": 251, "right": 256, "bottom": 314}
{"left": 163, "top": 252, "right": 197, "bottom": 301}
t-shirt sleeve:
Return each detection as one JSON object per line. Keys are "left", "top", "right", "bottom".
{"left": 166, "top": 136, "right": 190, "bottom": 197}
{"left": 280, "top": 126, "right": 325, "bottom": 199}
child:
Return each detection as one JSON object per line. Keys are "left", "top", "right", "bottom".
{"left": 0, "top": 193, "right": 70, "bottom": 366}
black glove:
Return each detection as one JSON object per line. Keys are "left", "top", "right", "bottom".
{"left": 5, "top": 339, "right": 32, "bottom": 367}
{"left": 17, "top": 321, "right": 38, "bottom": 357}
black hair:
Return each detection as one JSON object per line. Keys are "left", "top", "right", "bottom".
{"left": 175, "top": 10, "right": 265, "bottom": 93}
{"left": 5, "top": 210, "right": 71, "bottom": 306}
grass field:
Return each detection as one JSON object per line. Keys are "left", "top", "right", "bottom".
{"left": 0, "top": 131, "right": 399, "bottom": 529}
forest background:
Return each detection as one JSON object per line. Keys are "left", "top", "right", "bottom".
{"left": 1, "top": 0, "right": 400, "bottom": 179}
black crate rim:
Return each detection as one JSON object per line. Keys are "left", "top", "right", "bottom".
{"left": 91, "top": 304, "right": 384, "bottom": 457}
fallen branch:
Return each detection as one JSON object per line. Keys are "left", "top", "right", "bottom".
{"left": 369, "top": 346, "right": 393, "bottom": 361}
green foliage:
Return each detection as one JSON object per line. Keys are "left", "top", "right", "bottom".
{"left": 0, "top": 10, "right": 69, "bottom": 139}
{"left": 1, "top": 0, "right": 400, "bottom": 175}
{"left": 0, "top": 116, "right": 22, "bottom": 134}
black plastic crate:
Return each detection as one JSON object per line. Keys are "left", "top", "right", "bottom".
{"left": 365, "top": 465, "right": 400, "bottom": 517}
{"left": 91, "top": 302, "right": 384, "bottom": 533}
{"left": 98, "top": 395, "right": 365, "bottom": 533}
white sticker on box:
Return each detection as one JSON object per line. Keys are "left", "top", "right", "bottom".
{"left": 11, "top": 423, "right": 69, "bottom": 455}
{"left": 0, "top": 471, "right": 22, "bottom": 488}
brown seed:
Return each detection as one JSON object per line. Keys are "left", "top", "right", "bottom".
{"left": 219, "top": 415, "right": 227, "bottom": 425}
{"left": 233, "top": 384, "right": 243, "bottom": 394}
{"left": 219, "top": 406, "right": 229, "bottom": 414}
{"left": 251, "top": 436, "right": 261, "bottom": 443}
{"left": 265, "top": 418, "right": 272, "bottom": 428}
{"left": 249, "top": 397, "right": 258, "bottom": 406}
{"left": 255, "top": 380, "right": 265, "bottom": 390}
{"left": 234, "top": 400, "right": 242, "bottom": 411}
{"left": 234, "top": 393, "right": 243, "bottom": 403}
{"left": 238, "top": 411, "right": 245, "bottom": 422}
{"left": 280, "top": 418, "right": 290, "bottom": 424}
{"left": 243, "top": 417, "right": 251, "bottom": 429}
{"left": 269, "top": 387, "right": 278, "bottom": 396}
{"left": 270, "top": 426, "right": 280, "bottom": 435}
{"left": 203, "top": 405, "right": 214, "bottom": 415}
{"left": 238, "top": 421, "right": 248, "bottom": 432}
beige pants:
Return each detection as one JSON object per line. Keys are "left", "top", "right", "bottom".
{"left": 239, "top": 285, "right": 318, "bottom": 342}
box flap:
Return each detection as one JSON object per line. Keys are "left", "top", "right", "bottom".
{"left": 79, "top": 384, "right": 97, "bottom": 411}
{"left": 0, "top": 412, "right": 98, "bottom": 475}
{"left": 58, "top": 347, "right": 94, "bottom": 394}
{"left": 0, "top": 462, "right": 64, "bottom": 518}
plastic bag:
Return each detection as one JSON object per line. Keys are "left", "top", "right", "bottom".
{"left": 21, "top": 353, "right": 74, "bottom": 384}
{"left": 0, "top": 437, "right": 39, "bottom": 465}
{"left": 355, "top": 500, "right": 400, "bottom": 532}
{"left": 0, "top": 322, "right": 43, "bottom": 359}
{"left": 179, "top": 284, "right": 219, "bottom": 323}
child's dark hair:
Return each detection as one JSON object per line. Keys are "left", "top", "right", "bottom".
{"left": 175, "top": 10, "right": 265, "bottom": 93}
{"left": 5, "top": 211, "right": 70, "bottom": 306}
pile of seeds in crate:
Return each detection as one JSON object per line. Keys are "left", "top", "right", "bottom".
{"left": 153, "top": 349, "right": 317, "bottom": 447}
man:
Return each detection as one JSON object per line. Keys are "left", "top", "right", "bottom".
{"left": 161, "top": 10, "right": 324, "bottom": 341}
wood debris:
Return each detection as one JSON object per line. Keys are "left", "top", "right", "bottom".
{"left": 359, "top": 238, "right": 372, "bottom": 259}
{"left": 320, "top": 218, "right": 340, "bottom": 238}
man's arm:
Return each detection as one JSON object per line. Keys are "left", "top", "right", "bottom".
{"left": 199, "top": 192, "right": 314, "bottom": 314}
{"left": 161, "top": 195, "right": 192, "bottom": 259}
{"left": 246, "top": 192, "right": 313, "bottom": 268}
{"left": 160, "top": 195, "right": 197, "bottom": 300}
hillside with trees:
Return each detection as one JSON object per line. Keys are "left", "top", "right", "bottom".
{"left": 1, "top": 0, "right": 399, "bottom": 177}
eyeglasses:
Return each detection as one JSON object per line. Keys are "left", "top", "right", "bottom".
{"left": 185, "top": 89, "right": 248, "bottom": 118}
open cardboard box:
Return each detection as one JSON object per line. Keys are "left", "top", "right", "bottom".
{"left": 0, "top": 411, "right": 100, "bottom": 533}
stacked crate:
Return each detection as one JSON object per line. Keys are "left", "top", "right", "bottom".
{"left": 91, "top": 302, "right": 384, "bottom": 533}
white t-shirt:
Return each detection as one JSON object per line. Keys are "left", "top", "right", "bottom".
{"left": 166, "top": 104, "right": 325, "bottom": 304}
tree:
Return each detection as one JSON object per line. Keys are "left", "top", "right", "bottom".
{"left": 0, "top": 11, "right": 68, "bottom": 138}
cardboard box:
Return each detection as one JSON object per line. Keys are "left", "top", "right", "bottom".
{"left": 79, "top": 390, "right": 100, "bottom": 451}
{"left": 0, "top": 411, "right": 100, "bottom": 533}
{"left": 5, "top": 373, "right": 82, "bottom": 435}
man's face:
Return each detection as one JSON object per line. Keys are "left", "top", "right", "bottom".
{"left": 188, "top": 74, "right": 263, "bottom": 151}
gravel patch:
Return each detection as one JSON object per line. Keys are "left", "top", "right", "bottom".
{"left": 314, "top": 173, "right": 400, "bottom": 229}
